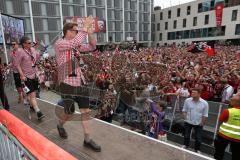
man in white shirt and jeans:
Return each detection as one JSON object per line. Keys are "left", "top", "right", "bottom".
{"left": 182, "top": 87, "right": 209, "bottom": 153}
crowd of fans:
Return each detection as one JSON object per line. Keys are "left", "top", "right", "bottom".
{"left": 30, "top": 45, "right": 240, "bottom": 102}
{"left": 2, "top": 44, "right": 240, "bottom": 140}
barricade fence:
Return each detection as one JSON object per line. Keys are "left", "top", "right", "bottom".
{"left": 0, "top": 123, "right": 35, "bottom": 160}
{"left": 0, "top": 108, "right": 77, "bottom": 160}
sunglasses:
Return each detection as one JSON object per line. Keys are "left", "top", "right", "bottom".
{"left": 11, "top": 43, "right": 16, "bottom": 46}
{"left": 25, "top": 42, "right": 32, "bottom": 44}
{"left": 70, "top": 29, "right": 78, "bottom": 34}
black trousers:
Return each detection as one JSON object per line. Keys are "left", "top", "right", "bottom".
{"left": 214, "top": 135, "right": 240, "bottom": 160}
{"left": 183, "top": 122, "right": 203, "bottom": 151}
{"left": 0, "top": 75, "right": 9, "bottom": 110}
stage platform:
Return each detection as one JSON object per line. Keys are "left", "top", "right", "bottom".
{"left": 5, "top": 89, "right": 214, "bottom": 160}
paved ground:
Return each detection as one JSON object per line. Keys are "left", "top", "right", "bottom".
{"left": 4, "top": 88, "right": 214, "bottom": 160}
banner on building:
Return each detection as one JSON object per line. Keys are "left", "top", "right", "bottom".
{"left": 64, "top": 17, "right": 106, "bottom": 33}
{"left": 0, "top": 13, "right": 24, "bottom": 44}
{"left": 215, "top": 1, "right": 224, "bottom": 27}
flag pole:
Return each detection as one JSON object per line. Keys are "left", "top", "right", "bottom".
{"left": 0, "top": 12, "right": 8, "bottom": 64}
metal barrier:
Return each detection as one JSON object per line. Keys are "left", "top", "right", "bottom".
{"left": 0, "top": 123, "right": 35, "bottom": 160}
{"left": 115, "top": 93, "right": 232, "bottom": 147}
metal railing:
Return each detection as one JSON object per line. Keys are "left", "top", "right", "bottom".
{"left": 0, "top": 123, "right": 36, "bottom": 160}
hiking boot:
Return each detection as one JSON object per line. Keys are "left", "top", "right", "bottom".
{"left": 57, "top": 125, "right": 68, "bottom": 139}
{"left": 37, "top": 111, "right": 45, "bottom": 120}
{"left": 83, "top": 139, "right": 101, "bottom": 152}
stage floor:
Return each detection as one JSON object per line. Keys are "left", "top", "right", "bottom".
{"left": 6, "top": 89, "right": 214, "bottom": 160}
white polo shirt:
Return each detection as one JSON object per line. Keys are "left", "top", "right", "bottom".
{"left": 182, "top": 97, "right": 209, "bottom": 125}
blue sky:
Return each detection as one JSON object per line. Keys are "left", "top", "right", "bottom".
{"left": 154, "top": 0, "right": 195, "bottom": 8}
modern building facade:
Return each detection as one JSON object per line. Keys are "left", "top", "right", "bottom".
{"left": 152, "top": 0, "right": 240, "bottom": 46}
{"left": 0, "top": 0, "right": 153, "bottom": 46}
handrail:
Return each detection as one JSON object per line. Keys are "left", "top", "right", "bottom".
{"left": 0, "top": 109, "right": 77, "bottom": 160}
{"left": 0, "top": 123, "right": 36, "bottom": 160}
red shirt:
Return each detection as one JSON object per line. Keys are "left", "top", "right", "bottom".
{"left": 218, "top": 106, "right": 240, "bottom": 142}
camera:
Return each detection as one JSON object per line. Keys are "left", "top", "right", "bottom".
{"left": 23, "top": 85, "right": 30, "bottom": 94}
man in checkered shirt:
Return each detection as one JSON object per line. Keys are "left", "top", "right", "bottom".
{"left": 54, "top": 20, "right": 101, "bottom": 152}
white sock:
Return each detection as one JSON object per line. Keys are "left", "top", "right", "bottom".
{"left": 33, "top": 106, "right": 40, "bottom": 112}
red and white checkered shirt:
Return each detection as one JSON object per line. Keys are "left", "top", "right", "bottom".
{"left": 54, "top": 31, "right": 96, "bottom": 87}
{"left": 15, "top": 47, "right": 40, "bottom": 79}
{"left": 9, "top": 49, "right": 20, "bottom": 73}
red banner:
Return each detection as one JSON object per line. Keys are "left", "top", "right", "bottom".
{"left": 64, "top": 17, "right": 106, "bottom": 33}
{"left": 215, "top": 2, "right": 224, "bottom": 27}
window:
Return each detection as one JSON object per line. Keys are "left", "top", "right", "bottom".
{"left": 225, "top": 0, "right": 229, "bottom": 7}
{"left": 152, "top": 34, "right": 155, "bottom": 41}
{"left": 232, "top": 10, "right": 238, "bottom": 21}
{"left": 165, "top": 22, "right": 168, "bottom": 30}
{"left": 160, "top": 12, "right": 163, "bottom": 20}
{"left": 235, "top": 24, "right": 240, "bottom": 35}
{"left": 177, "top": 8, "right": 181, "bottom": 17}
{"left": 210, "top": 0, "right": 215, "bottom": 10}
{"left": 198, "top": 3, "right": 203, "bottom": 13}
{"left": 41, "top": 3, "right": 47, "bottom": 16}
{"left": 173, "top": 20, "right": 177, "bottom": 29}
{"left": 152, "top": 14, "right": 155, "bottom": 21}
{"left": 202, "top": 1, "right": 211, "bottom": 12}
{"left": 42, "top": 19, "right": 48, "bottom": 31}
{"left": 168, "top": 10, "right": 171, "bottom": 19}
{"left": 183, "top": 19, "right": 186, "bottom": 28}
{"left": 159, "top": 33, "right": 162, "bottom": 41}
{"left": 193, "top": 17, "right": 197, "bottom": 26}
{"left": 183, "top": 30, "right": 190, "bottom": 39}
{"left": 205, "top": 15, "right": 209, "bottom": 25}
{"left": 187, "top": 6, "right": 191, "bottom": 15}
{"left": 176, "top": 31, "right": 183, "bottom": 39}
{"left": 6, "top": 0, "right": 14, "bottom": 14}
{"left": 202, "top": 28, "right": 208, "bottom": 37}
{"left": 157, "top": 23, "right": 160, "bottom": 31}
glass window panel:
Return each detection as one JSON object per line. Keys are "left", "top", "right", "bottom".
{"left": 183, "top": 18, "right": 187, "bottom": 28}
{"left": 165, "top": 22, "right": 168, "bottom": 30}
{"left": 6, "top": 0, "right": 14, "bottom": 14}
{"left": 173, "top": 20, "right": 177, "bottom": 29}
{"left": 184, "top": 30, "right": 190, "bottom": 39}
{"left": 193, "top": 17, "right": 197, "bottom": 26}
{"left": 177, "top": 8, "right": 181, "bottom": 17}
{"left": 24, "top": 2, "right": 29, "bottom": 15}
{"left": 42, "top": 19, "right": 48, "bottom": 31}
{"left": 198, "top": 3, "right": 203, "bottom": 13}
{"left": 41, "top": 3, "right": 47, "bottom": 16}
{"left": 205, "top": 15, "right": 209, "bottom": 25}
{"left": 202, "top": 1, "right": 211, "bottom": 12}
{"left": 232, "top": 10, "right": 238, "bottom": 21}
{"left": 157, "top": 23, "right": 160, "bottom": 31}
{"left": 202, "top": 28, "right": 208, "bottom": 37}
{"left": 168, "top": 10, "right": 171, "bottom": 19}
{"left": 187, "top": 6, "right": 191, "bottom": 15}
{"left": 236, "top": 24, "right": 240, "bottom": 35}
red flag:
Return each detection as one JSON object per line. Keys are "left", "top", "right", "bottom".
{"left": 205, "top": 47, "right": 215, "bottom": 57}
{"left": 215, "top": 2, "right": 224, "bottom": 27}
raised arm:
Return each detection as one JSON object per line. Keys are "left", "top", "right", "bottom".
{"left": 54, "top": 31, "right": 89, "bottom": 52}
